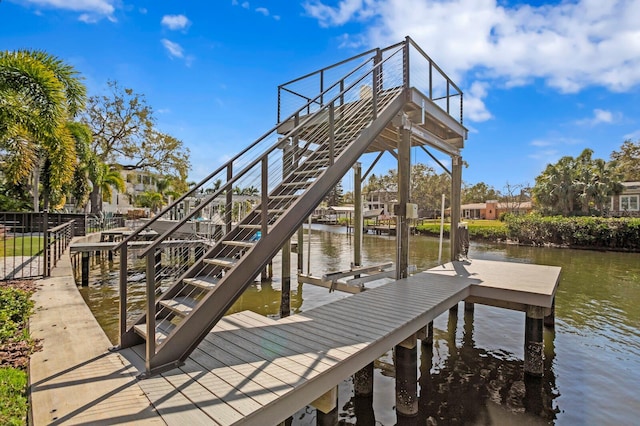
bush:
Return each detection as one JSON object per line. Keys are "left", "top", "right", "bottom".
{"left": 503, "top": 214, "right": 640, "bottom": 251}
{"left": 0, "top": 287, "right": 33, "bottom": 344}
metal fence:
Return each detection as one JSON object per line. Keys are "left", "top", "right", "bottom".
{"left": 0, "top": 211, "right": 125, "bottom": 280}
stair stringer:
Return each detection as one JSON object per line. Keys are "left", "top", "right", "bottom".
{"left": 145, "top": 89, "right": 408, "bottom": 373}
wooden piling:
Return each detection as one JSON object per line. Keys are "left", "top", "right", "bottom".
{"left": 280, "top": 242, "right": 291, "bottom": 318}
{"left": 353, "top": 362, "right": 374, "bottom": 397}
{"left": 544, "top": 298, "right": 555, "bottom": 327}
{"left": 81, "top": 252, "right": 89, "bottom": 286}
{"left": 395, "top": 335, "right": 418, "bottom": 417}
{"left": 525, "top": 305, "right": 545, "bottom": 376}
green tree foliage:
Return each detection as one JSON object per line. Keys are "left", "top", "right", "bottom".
{"left": 610, "top": 140, "right": 640, "bottom": 181}
{"left": 324, "top": 181, "right": 344, "bottom": 206}
{"left": 462, "top": 181, "right": 500, "bottom": 203}
{"left": 0, "top": 50, "right": 86, "bottom": 210}
{"left": 82, "top": 80, "right": 190, "bottom": 213}
{"left": 532, "top": 148, "right": 622, "bottom": 216}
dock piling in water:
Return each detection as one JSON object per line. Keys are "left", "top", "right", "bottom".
{"left": 525, "top": 305, "right": 545, "bottom": 376}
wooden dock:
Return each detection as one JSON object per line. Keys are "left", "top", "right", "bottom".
{"left": 112, "top": 259, "right": 559, "bottom": 425}
{"left": 30, "top": 258, "right": 560, "bottom": 425}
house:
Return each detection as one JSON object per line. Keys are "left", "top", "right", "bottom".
{"left": 610, "top": 181, "right": 640, "bottom": 216}
{"left": 457, "top": 200, "right": 533, "bottom": 220}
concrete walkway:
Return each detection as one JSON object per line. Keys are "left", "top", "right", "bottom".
{"left": 29, "top": 237, "right": 164, "bottom": 425}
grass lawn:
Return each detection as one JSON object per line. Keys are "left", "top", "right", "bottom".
{"left": 0, "top": 237, "right": 44, "bottom": 257}
{"left": 0, "top": 368, "right": 28, "bottom": 426}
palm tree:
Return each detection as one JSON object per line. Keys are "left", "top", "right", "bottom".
{"left": 0, "top": 50, "right": 86, "bottom": 211}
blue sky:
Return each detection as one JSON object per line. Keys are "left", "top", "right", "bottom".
{"left": 2, "top": 0, "right": 639, "bottom": 193}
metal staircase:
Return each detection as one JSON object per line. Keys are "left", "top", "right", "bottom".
{"left": 113, "top": 38, "right": 465, "bottom": 376}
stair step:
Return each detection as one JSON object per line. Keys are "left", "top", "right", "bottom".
{"left": 270, "top": 194, "right": 296, "bottom": 199}
{"left": 184, "top": 276, "right": 219, "bottom": 290}
{"left": 159, "top": 296, "right": 198, "bottom": 317}
{"left": 281, "top": 181, "right": 309, "bottom": 188}
{"left": 255, "top": 208, "right": 286, "bottom": 214}
{"left": 304, "top": 158, "right": 329, "bottom": 165}
{"left": 133, "top": 321, "right": 175, "bottom": 344}
{"left": 222, "top": 240, "right": 256, "bottom": 248}
{"left": 238, "top": 224, "right": 272, "bottom": 230}
{"left": 203, "top": 257, "right": 238, "bottom": 268}
{"left": 293, "top": 168, "right": 324, "bottom": 177}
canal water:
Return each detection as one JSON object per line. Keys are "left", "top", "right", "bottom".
{"left": 78, "top": 225, "right": 640, "bottom": 425}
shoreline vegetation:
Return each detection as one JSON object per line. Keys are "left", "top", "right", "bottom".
{"left": 0, "top": 281, "right": 39, "bottom": 426}
{"left": 413, "top": 215, "right": 640, "bottom": 252}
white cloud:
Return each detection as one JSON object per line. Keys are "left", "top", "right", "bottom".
{"left": 623, "top": 130, "right": 640, "bottom": 141}
{"left": 161, "top": 39, "right": 184, "bottom": 59}
{"left": 464, "top": 81, "right": 493, "bottom": 122}
{"left": 255, "top": 7, "right": 269, "bottom": 16}
{"left": 20, "top": 0, "right": 116, "bottom": 21}
{"left": 304, "top": 0, "right": 640, "bottom": 94}
{"left": 575, "top": 108, "right": 621, "bottom": 126}
{"left": 161, "top": 14, "right": 191, "bottom": 31}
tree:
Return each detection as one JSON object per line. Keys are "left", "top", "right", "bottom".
{"left": 0, "top": 50, "right": 86, "bottom": 211}
{"left": 532, "top": 148, "right": 622, "bottom": 215}
{"left": 324, "top": 181, "right": 344, "bottom": 206}
{"left": 82, "top": 80, "right": 190, "bottom": 213}
{"left": 610, "top": 140, "right": 640, "bottom": 181}
{"left": 500, "top": 181, "right": 531, "bottom": 214}
{"left": 462, "top": 182, "right": 500, "bottom": 204}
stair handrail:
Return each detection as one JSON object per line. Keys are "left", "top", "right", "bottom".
{"left": 137, "top": 45, "right": 406, "bottom": 259}
{"left": 113, "top": 47, "right": 387, "bottom": 253}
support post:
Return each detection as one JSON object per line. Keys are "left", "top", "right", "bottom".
{"left": 313, "top": 387, "right": 338, "bottom": 425}
{"left": 297, "top": 227, "right": 304, "bottom": 272}
{"left": 281, "top": 242, "right": 291, "bottom": 318}
{"left": 81, "top": 252, "right": 90, "bottom": 286}
{"left": 525, "top": 305, "right": 545, "bottom": 377}
{"left": 354, "top": 362, "right": 373, "bottom": 397}
{"left": 395, "top": 335, "right": 418, "bottom": 417}
{"left": 450, "top": 155, "right": 462, "bottom": 261}
{"left": 544, "top": 298, "right": 555, "bottom": 328}
{"left": 396, "top": 123, "right": 411, "bottom": 280}
{"left": 353, "top": 162, "right": 362, "bottom": 268}
{"left": 118, "top": 244, "right": 128, "bottom": 344}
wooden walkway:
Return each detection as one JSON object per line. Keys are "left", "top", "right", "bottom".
{"left": 30, "top": 257, "right": 560, "bottom": 425}
{"left": 113, "top": 259, "right": 560, "bottom": 426}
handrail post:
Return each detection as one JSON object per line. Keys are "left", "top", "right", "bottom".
{"left": 320, "top": 70, "right": 324, "bottom": 106}
{"left": 446, "top": 81, "right": 450, "bottom": 114}
{"left": 145, "top": 252, "right": 156, "bottom": 373}
{"left": 372, "top": 50, "right": 381, "bottom": 120}
{"left": 119, "top": 243, "right": 128, "bottom": 345}
{"left": 225, "top": 164, "right": 233, "bottom": 235}
{"left": 43, "top": 210, "right": 49, "bottom": 277}
{"left": 460, "top": 92, "right": 464, "bottom": 124}
{"left": 328, "top": 103, "right": 335, "bottom": 165}
{"left": 277, "top": 86, "right": 282, "bottom": 123}
{"left": 261, "top": 157, "right": 269, "bottom": 236}
{"left": 403, "top": 37, "right": 410, "bottom": 90}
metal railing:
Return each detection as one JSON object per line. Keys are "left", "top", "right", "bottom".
{"left": 0, "top": 212, "right": 78, "bottom": 280}
{"left": 44, "top": 220, "right": 74, "bottom": 276}
{"left": 279, "top": 36, "right": 464, "bottom": 125}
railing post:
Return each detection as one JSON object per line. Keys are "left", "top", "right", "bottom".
{"left": 372, "top": 49, "right": 381, "bottom": 120}
{"left": 403, "top": 37, "right": 410, "bottom": 90}
{"left": 460, "top": 92, "right": 464, "bottom": 124}
{"left": 225, "top": 164, "right": 233, "bottom": 235}
{"left": 43, "top": 210, "right": 49, "bottom": 277}
{"left": 320, "top": 70, "right": 324, "bottom": 106}
{"left": 261, "top": 157, "right": 269, "bottom": 235}
{"left": 119, "top": 243, "right": 128, "bottom": 344}
{"left": 446, "top": 81, "right": 450, "bottom": 114}
{"left": 277, "top": 86, "right": 282, "bottom": 123}
{"left": 328, "top": 104, "right": 335, "bottom": 165}
{"left": 429, "top": 63, "right": 433, "bottom": 99}
{"left": 145, "top": 252, "right": 156, "bottom": 373}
